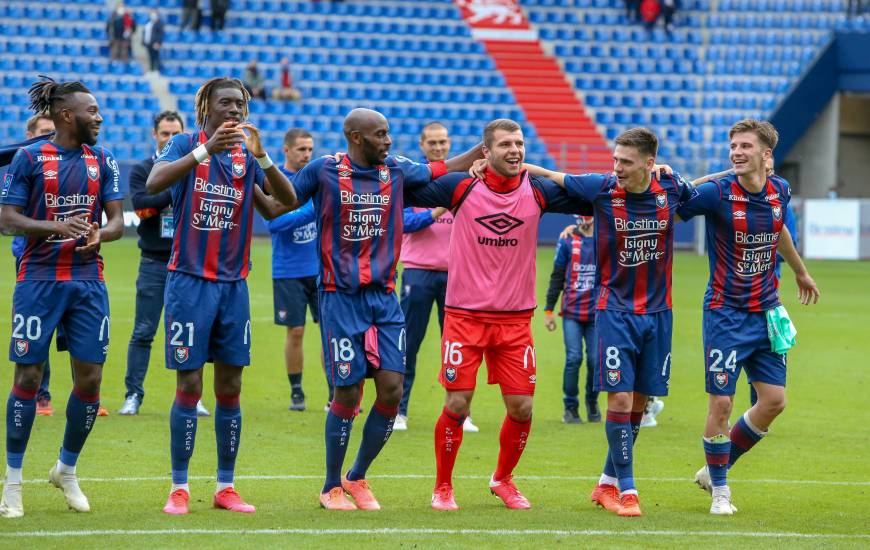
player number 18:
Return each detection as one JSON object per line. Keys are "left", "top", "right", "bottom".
{"left": 331, "top": 337, "right": 355, "bottom": 362}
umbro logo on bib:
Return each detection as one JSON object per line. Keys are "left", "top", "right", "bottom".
{"left": 474, "top": 212, "right": 524, "bottom": 236}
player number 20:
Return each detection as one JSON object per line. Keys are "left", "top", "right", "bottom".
{"left": 12, "top": 314, "right": 41, "bottom": 340}
{"left": 169, "top": 321, "right": 194, "bottom": 347}
{"left": 331, "top": 337, "right": 355, "bottom": 362}
{"left": 443, "top": 341, "right": 463, "bottom": 366}
{"left": 708, "top": 348, "right": 737, "bottom": 372}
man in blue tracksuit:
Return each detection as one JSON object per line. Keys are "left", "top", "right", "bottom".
{"left": 265, "top": 128, "right": 322, "bottom": 411}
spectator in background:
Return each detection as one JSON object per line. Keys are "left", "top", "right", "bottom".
{"left": 661, "top": 0, "right": 677, "bottom": 33}
{"left": 211, "top": 0, "right": 229, "bottom": 31}
{"left": 640, "top": 0, "right": 661, "bottom": 32}
{"left": 272, "top": 58, "right": 302, "bottom": 101}
{"left": 624, "top": 0, "right": 640, "bottom": 22}
{"left": 243, "top": 60, "right": 267, "bottom": 100}
{"left": 848, "top": 0, "right": 866, "bottom": 18}
{"left": 107, "top": 1, "right": 136, "bottom": 62}
{"left": 142, "top": 9, "right": 165, "bottom": 74}
{"left": 181, "top": 0, "right": 200, "bottom": 30}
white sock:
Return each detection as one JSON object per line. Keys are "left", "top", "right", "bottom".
{"left": 56, "top": 460, "right": 75, "bottom": 476}
{"left": 5, "top": 466, "right": 22, "bottom": 485}
{"left": 216, "top": 482, "right": 233, "bottom": 493}
{"left": 171, "top": 483, "right": 190, "bottom": 493}
{"left": 599, "top": 473, "right": 618, "bottom": 486}
{"left": 712, "top": 485, "right": 731, "bottom": 498}
{"left": 621, "top": 488, "right": 638, "bottom": 496}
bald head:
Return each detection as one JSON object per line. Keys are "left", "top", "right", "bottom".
{"left": 343, "top": 108, "right": 393, "bottom": 167}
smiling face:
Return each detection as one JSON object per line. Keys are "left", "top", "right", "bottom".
{"left": 61, "top": 92, "right": 102, "bottom": 146}
{"left": 208, "top": 86, "right": 245, "bottom": 128}
{"left": 420, "top": 126, "right": 451, "bottom": 162}
{"left": 484, "top": 128, "right": 524, "bottom": 178}
{"left": 612, "top": 144, "right": 653, "bottom": 189}
{"left": 729, "top": 131, "right": 769, "bottom": 177}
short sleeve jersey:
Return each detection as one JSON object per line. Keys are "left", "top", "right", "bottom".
{"left": 563, "top": 172, "right": 693, "bottom": 313}
{"left": 156, "top": 131, "right": 266, "bottom": 281}
{"left": 292, "top": 154, "right": 443, "bottom": 293}
{"left": 0, "top": 141, "right": 122, "bottom": 281}
{"left": 677, "top": 174, "right": 790, "bottom": 311}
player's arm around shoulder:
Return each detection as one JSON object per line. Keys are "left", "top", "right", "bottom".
{"left": 405, "top": 171, "right": 469, "bottom": 209}
{"left": 530, "top": 175, "right": 594, "bottom": 216}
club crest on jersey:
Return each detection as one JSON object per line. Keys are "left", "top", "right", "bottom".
{"left": 607, "top": 370, "right": 620, "bottom": 386}
{"left": 338, "top": 362, "right": 351, "bottom": 379}
{"left": 656, "top": 193, "right": 667, "bottom": 209}
{"left": 379, "top": 168, "right": 390, "bottom": 184}
{"left": 14, "top": 340, "right": 28, "bottom": 357}
{"left": 713, "top": 372, "right": 728, "bottom": 390}
{"left": 772, "top": 206, "right": 782, "bottom": 220}
{"left": 232, "top": 162, "right": 245, "bottom": 177}
{"left": 174, "top": 346, "right": 189, "bottom": 363}
{"left": 445, "top": 367, "right": 457, "bottom": 383}
{"left": 87, "top": 165, "right": 99, "bottom": 180}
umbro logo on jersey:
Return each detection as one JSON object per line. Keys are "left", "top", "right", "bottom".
{"left": 338, "top": 169, "right": 352, "bottom": 178}
{"left": 44, "top": 170, "right": 58, "bottom": 178}
{"left": 734, "top": 210, "right": 746, "bottom": 219}
{"left": 474, "top": 212, "right": 524, "bottom": 236}
{"left": 611, "top": 198, "right": 625, "bottom": 207}
{"left": 772, "top": 206, "right": 782, "bottom": 220}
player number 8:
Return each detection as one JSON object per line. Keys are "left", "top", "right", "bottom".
{"left": 605, "top": 346, "right": 621, "bottom": 369}
{"left": 331, "top": 337, "right": 355, "bottom": 362}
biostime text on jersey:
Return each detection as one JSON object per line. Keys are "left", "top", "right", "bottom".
{"left": 735, "top": 229, "right": 779, "bottom": 277}
{"left": 192, "top": 175, "right": 243, "bottom": 231}
{"left": 614, "top": 214, "right": 668, "bottom": 267}
{"left": 340, "top": 188, "right": 389, "bottom": 241}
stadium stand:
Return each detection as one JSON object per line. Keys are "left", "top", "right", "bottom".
{"left": 0, "top": 1, "right": 159, "bottom": 161}
{"left": 520, "top": 0, "right": 866, "bottom": 174}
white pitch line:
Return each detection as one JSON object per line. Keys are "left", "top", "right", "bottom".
{"left": 0, "top": 528, "right": 868, "bottom": 540}
{"left": 14, "top": 473, "right": 870, "bottom": 486}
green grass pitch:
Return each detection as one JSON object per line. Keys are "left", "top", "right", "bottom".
{"left": 0, "top": 236, "right": 867, "bottom": 548}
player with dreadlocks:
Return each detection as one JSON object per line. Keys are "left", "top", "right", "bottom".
{"left": 0, "top": 77, "right": 124, "bottom": 518}
{"left": 146, "top": 77, "right": 296, "bottom": 515}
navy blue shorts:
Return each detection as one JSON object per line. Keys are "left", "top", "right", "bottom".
{"left": 593, "top": 309, "right": 672, "bottom": 396}
{"left": 273, "top": 276, "right": 319, "bottom": 327}
{"left": 318, "top": 287, "right": 406, "bottom": 387}
{"left": 9, "top": 280, "right": 109, "bottom": 364}
{"left": 703, "top": 307, "right": 787, "bottom": 395}
{"left": 163, "top": 271, "right": 251, "bottom": 370}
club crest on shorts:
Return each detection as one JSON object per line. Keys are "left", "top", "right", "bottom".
{"left": 379, "top": 168, "right": 390, "bottom": 184}
{"left": 87, "top": 164, "right": 99, "bottom": 180}
{"left": 232, "top": 162, "right": 245, "bottom": 177}
{"left": 338, "top": 362, "right": 351, "bottom": 379}
{"left": 656, "top": 193, "right": 667, "bottom": 209}
{"left": 14, "top": 339, "right": 28, "bottom": 357}
{"left": 713, "top": 372, "right": 728, "bottom": 389}
{"left": 607, "top": 370, "right": 620, "bottom": 386}
{"left": 174, "top": 346, "right": 189, "bottom": 363}
{"left": 445, "top": 366, "right": 457, "bottom": 383}
{"left": 772, "top": 205, "right": 782, "bottom": 220}
{"left": 278, "top": 310, "right": 287, "bottom": 321}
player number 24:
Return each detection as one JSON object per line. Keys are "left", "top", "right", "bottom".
{"left": 708, "top": 348, "right": 737, "bottom": 372}
{"left": 12, "top": 314, "right": 41, "bottom": 340}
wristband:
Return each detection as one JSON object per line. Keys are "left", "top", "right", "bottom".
{"left": 192, "top": 144, "right": 209, "bottom": 164}
{"left": 256, "top": 154, "right": 273, "bottom": 170}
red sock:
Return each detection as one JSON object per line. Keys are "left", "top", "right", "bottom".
{"left": 434, "top": 407, "right": 465, "bottom": 487}
{"left": 493, "top": 414, "right": 532, "bottom": 482}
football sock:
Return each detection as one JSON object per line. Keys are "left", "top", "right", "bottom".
{"left": 493, "top": 414, "right": 531, "bottom": 482}
{"left": 602, "top": 411, "right": 642, "bottom": 480}
{"left": 323, "top": 400, "right": 356, "bottom": 492}
{"left": 59, "top": 388, "right": 100, "bottom": 468}
{"left": 729, "top": 411, "right": 765, "bottom": 467}
{"left": 434, "top": 407, "right": 465, "bottom": 487}
{"left": 6, "top": 385, "right": 36, "bottom": 475}
{"left": 704, "top": 434, "right": 731, "bottom": 487}
{"left": 605, "top": 410, "right": 636, "bottom": 493}
{"left": 215, "top": 393, "right": 241, "bottom": 490}
{"left": 346, "top": 400, "right": 397, "bottom": 481}
{"left": 288, "top": 373, "right": 302, "bottom": 393}
{"left": 170, "top": 390, "right": 200, "bottom": 487}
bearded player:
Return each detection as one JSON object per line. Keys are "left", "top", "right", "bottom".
{"left": 406, "top": 119, "right": 593, "bottom": 510}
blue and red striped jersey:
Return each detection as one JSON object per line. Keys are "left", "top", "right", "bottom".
{"left": 677, "top": 174, "right": 790, "bottom": 311}
{"left": 156, "top": 131, "right": 265, "bottom": 282}
{"left": 292, "top": 154, "right": 446, "bottom": 293}
{"left": 554, "top": 232, "right": 596, "bottom": 322}
{"left": 0, "top": 141, "right": 122, "bottom": 281}
{"left": 563, "top": 172, "right": 693, "bottom": 314}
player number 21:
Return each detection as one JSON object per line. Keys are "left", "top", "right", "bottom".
{"left": 169, "top": 321, "right": 194, "bottom": 347}
{"left": 708, "top": 348, "right": 737, "bottom": 372}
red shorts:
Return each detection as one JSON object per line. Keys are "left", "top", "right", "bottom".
{"left": 439, "top": 313, "right": 536, "bottom": 395}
